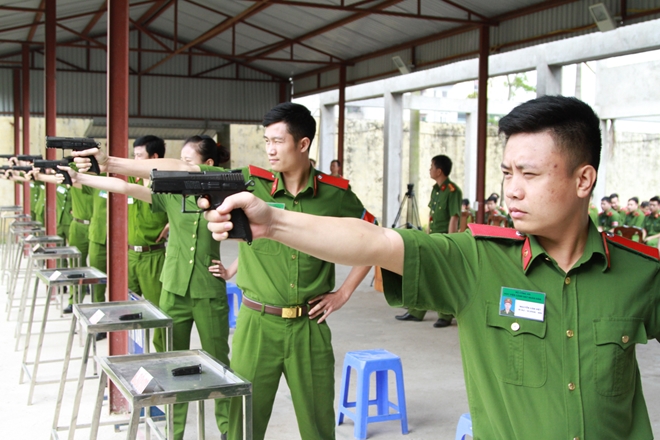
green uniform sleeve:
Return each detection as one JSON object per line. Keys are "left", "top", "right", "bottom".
{"left": 382, "top": 229, "right": 477, "bottom": 315}
{"left": 448, "top": 185, "right": 462, "bottom": 218}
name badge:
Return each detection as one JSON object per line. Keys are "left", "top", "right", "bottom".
{"left": 99, "top": 190, "right": 108, "bottom": 199}
{"left": 267, "top": 202, "right": 285, "bottom": 210}
{"left": 57, "top": 186, "right": 67, "bottom": 195}
{"left": 499, "top": 287, "right": 545, "bottom": 321}
{"left": 127, "top": 197, "right": 135, "bottom": 204}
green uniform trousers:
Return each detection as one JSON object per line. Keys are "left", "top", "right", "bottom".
{"left": 67, "top": 221, "right": 90, "bottom": 304}
{"left": 228, "top": 307, "right": 335, "bottom": 440}
{"left": 159, "top": 289, "right": 230, "bottom": 440}
{"left": 128, "top": 249, "right": 166, "bottom": 353}
{"left": 88, "top": 241, "right": 107, "bottom": 303}
{"left": 406, "top": 309, "right": 453, "bottom": 321}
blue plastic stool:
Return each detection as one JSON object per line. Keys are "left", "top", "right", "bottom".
{"left": 226, "top": 282, "right": 242, "bottom": 329}
{"left": 337, "top": 349, "right": 408, "bottom": 439}
{"left": 455, "top": 413, "right": 472, "bottom": 440}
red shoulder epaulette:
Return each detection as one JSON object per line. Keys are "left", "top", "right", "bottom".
{"left": 468, "top": 224, "right": 525, "bottom": 240}
{"left": 316, "top": 173, "right": 349, "bottom": 190}
{"left": 249, "top": 165, "right": 275, "bottom": 181}
{"left": 605, "top": 233, "right": 659, "bottom": 260}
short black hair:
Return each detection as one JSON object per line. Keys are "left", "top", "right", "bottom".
{"left": 641, "top": 201, "right": 650, "bottom": 208}
{"left": 650, "top": 196, "right": 660, "bottom": 204}
{"left": 609, "top": 193, "right": 619, "bottom": 199}
{"left": 628, "top": 197, "right": 639, "bottom": 204}
{"left": 183, "top": 135, "right": 229, "bottom": 166}
{"left": 263, "top": 102, "right": 316, "bottom": 145}
{"left": 331, "top": 159, "right": 341, "bottom": 167}
{"left": 134, "top": 135, "right": 165, "bottom": 158}
{"left": 486, "top": 195, "right": 498, "bottom": 203}
{"left": 498, "top": 95, "right": 601, "bottom": 173}
{"left": 601, "top": 196, "right": 611, "bottom": 203}
{"left": 462, "top": 198, "right": 470, "bottom": 206}
{"left": 431, "top": 155, "right": 452, "bottom": 176}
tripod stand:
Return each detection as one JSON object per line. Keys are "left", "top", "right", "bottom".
{"left": 391, "top": 183, "right": 422, "bottom": 230}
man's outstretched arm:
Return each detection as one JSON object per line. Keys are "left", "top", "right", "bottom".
{"left": 201, "top": 192, "right": 405, "bottom": 275}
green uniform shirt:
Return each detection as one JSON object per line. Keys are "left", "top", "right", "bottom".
{"left": 588, "top": 204, "right": 599, "bottom": 225}
{"left": 382, "top": 223, "right": 660, "bottom": 440}
{"left": 151, "top": 187, "right": 223, "bottom": 299}
{"left": 30, "top": 181, "right": 45, "bottom": 223}
{"left": 237, "top": 166, "right": 374, "bottom": 306}
{"left": 598, "top": 208, "right": 620, "bottom": 231}
{"left": 643, "top": 213, "right": 660, "bottom": 247}
{"left": 56, "top": 184, "right": 72, "bottom": 227}
{"left": 428, "top": 178, "right": 462, "bottom": 234}
{"left": 70, "top": 185, "right": 93, "bottom": 221}
{"left": 84, "top": 181, "right": 108, "bottom": 245}
{"left": 624, "top": 209, "right": 645, "bottom": 228}
{"left": 127, "top": 176, "right": 168, "bottom": 246}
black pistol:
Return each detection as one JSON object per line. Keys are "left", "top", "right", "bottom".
{"left": 150, "top": 169, "right": 253, "bottom": 243}
{"left": 16, "top": 154, "right": 43, "bottom": 163}
{"left": 46, "top": 137, "right": 101, "bottom": 174}
{"left": 33, "top": 159, "right": 73, "bottom": 185}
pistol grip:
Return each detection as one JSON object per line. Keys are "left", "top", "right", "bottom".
{"left": 228, "top": 208, "right": 252, "bottom": 243}
{"left": 89, "top": 156, "right": 101, "bottom": 174}
{"left": 59, "top": 170, "right": 73, "bottom": 186}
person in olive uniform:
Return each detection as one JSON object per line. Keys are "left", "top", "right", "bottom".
{"left": 624, "top": 197, "right": 645, "bottom": 228}
{"left": 69, "top": 136, "right": 231, "bottom": 440}
{"left": 499, "top": 297, "right": 514, "bottom": 316}
{"left": 395, "top": 154, "right": 460, "bottom": 328}
{"left": 643, "top": 196, "right": 660, "bottom": 248}
{"left": 86, "top": 182, "right": 108, "bottom": 311}
{"left": 204, "top": 96, "right": 660, "bottom": 440}
{"left": 597, "top": 196, "right": 620, "bottom": 232}
{"left": 75, "top": 104, "right": 374, "bottom": 440}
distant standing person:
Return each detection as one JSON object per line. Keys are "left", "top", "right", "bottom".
{"left": 330, "top": 159, "right": 342, "bottom": 177}
{"left": 395, "top": 154, "right": 461, "bottom": 328}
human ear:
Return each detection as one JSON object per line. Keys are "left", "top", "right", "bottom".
{"left": 299, "top": 137, "right": 311, "bottom": 153}
{"left": 576, "top": 165, "right": 597, "bottom": 198}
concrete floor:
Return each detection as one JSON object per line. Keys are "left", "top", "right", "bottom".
{"left": 2, "top": 239, "right": 659, "bottom": 440}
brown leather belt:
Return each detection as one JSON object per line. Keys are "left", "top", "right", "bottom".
{"left": 72, "top": 217, "right": 90, "bottom": 225}
{"left": 128, "top": 243, "right": 166, "bottom": 253}
{"left": 242, "top": 296, "right": 309, "bottom": 319}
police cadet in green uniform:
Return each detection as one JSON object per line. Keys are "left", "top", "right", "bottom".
{"left": 204, "top": 96, "right": 660, "bottom": 440}
{"left": 86, "top": 183, "right": 108, "bottom": 311}
{"left": 643, "top": 196, "right": 660, "bottom": 248}
{"left": 597, "top": 196, "right": 620, "bottom": 232}
{"left": 127, "top": 136, "right": 169, "bottom": 352}
{"left": 69, "top": 136, "right": 231, "bottom": 440}
{"left": 31, "top": 180, "right": 45, "bottom": 225}
{"left": 624, "top": 197, "right": 645, "bottom": 228}
{"left": 396, "top": 154, "right": 461, "bottom": 328}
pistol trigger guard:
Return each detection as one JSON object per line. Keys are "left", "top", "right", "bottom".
{"left": 245, "top": 179, "right": 255, "bottom": 189}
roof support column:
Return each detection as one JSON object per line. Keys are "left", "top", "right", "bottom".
{"left": 337, "top": 65, "right": 346, "bottom": 170}
{"left": 45, "top": 0, "right": 57, "bottom": 239}
{"left": 475, "top": 25, "right": 489, "bottom": 224}
{"left": 536, "top": 63, "right": 562, "bottom": 97}
{"left": 13, "top": 69, "right": 21, "bottom": 206}
{"left": 409, "top": 92, "right": 420, "bottom": 189}
{"left": 319, "top": 104, "right": 335, "bottom": 173}
{"left": 107, "top": 0, "right": 130, "bottom": 413}
{"left": 21, "top": 44, "right": 30, "bottom": 217}
{"left": 383, "top": 90, "right": 403, "bottom": 227}
{"left": 464, "top": 111, "right": 478, "bottom": 206}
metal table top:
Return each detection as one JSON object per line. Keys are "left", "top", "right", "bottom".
{"left": 74, "top": 300, "right": 172, "bottom": 333}
{"left": 28, "top": 246, "right": 81, "bottom": 259}
{"left": 2, "top": 213, "right": 30, "bottom": 220}
{"left": 98, "top": 350, "right": 251, "bottom": 406}
{"left": 34, "top": 267, "right": 107, "bottom": 287}
{"left": 10, "top": 220, "right": 42, "bottom": 228}
{"left": 0, "top": 205, "right": 23, "bottom": 212}
{"left": 20, "top": 234, "right": 64, "bottom": 245}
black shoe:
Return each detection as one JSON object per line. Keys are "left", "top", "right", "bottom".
{"left": 433, "top": 318, "right": 452, "bottom": 328}
{"left": 395, "top": 312, "right": 422, "bottom": 322}
{"left": 95, "top": 332, "right": 107, "bottom": 341}
{"left": 63, "top": 305, "right": 73, "bottom": 314}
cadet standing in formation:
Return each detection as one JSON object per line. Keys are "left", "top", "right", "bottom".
{"left": 204, "top": 95, "right": 660, "bottom": 440}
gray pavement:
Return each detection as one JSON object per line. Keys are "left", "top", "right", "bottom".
{"left": 1, "top": 239, "right": 659, "bottom": 439}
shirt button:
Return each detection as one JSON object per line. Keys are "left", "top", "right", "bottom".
{"left": 622, "top": 335, "right": 629, "bottom": 343}
{"left": 574, "top": 437, "right": 580, "bottom": 440}
{"left": 566, "top": 330, "right": 574, "bottom": 338}
{"left": 294, "top": 200, "right": 299, "bottom": 205}
{"left": 291, "top": 255, "right": 296, "bottom": 260}
{"left": 190, "top": 247, "right": 194, "bottom": 251}
{"left": 290, "top": 283, "right": 295, "bottom": 288}
{"left": 511, "top": 322, "right": 520, "bottom": 331}
{"left": 192, "top": 234, "right": 196, "bottom": 238}
{"left": 189, "top": 260, "right": 193, "bottom": 264}
{"left": 568, "top": 382, "right": 576, "bottom": 391}
{"left": 564, "top": 277, "right": 571, "bottom": 285}
{"left": 193, "top": 221, "right": 197, "bottom": 225}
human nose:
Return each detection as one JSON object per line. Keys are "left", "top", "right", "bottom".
{"left": 504, "top": 175, "right": 523, "bottom": 200}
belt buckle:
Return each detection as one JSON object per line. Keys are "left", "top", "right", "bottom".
{"left": 281, "top": 306, "right": 302, "bottom": 319}
{"left": 134, "top": 245, "right": 143, "bottom": 252}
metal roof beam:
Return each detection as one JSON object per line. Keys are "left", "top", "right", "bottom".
{"left": 129, "top": 17, "right": 172, "bottom": 52}
{"left": 81, "top": 1, "right": 107, "bottom": 36}
{"left": 57, "top": 23, "right": 107, "bottom": 50}
{"left": 440, "top": 0, "right": 490, "bottom": 21}
{"left": 141, "top": 0, "right": 273, "bottom": 75}
{"left": 26, "top": 0, "right": 45, "bottom": 42}
{"left": 137, "top": 0, "right": 172, "bottom": 26}
{"left": 0, "top": 6, "right": 43, "bottom": 13}
{"left": 254, "top": 0, "right": 496, "bottom": 25}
